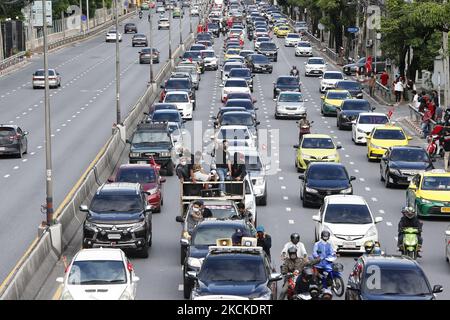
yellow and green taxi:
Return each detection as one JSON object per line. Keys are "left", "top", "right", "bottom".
{"left": 320, "top": 89, "right": 352, "bottom": 116}
{"left": 294, "top": 134, "right": 342, "bottom": 171}
{"left": 141, "top": 2, "right": 150, "bottom": 10}
{"left": 366, "top": 124, "right": 411, "bottom": 160}
{"left": 407, "top": 170, "right": 450, "bottom": 217}
{"left": 273, "top": 23, "right": 287, "bottom": 34}
{"left": 224, "top": 48, "right": 241, "bottom": 61}
{"left": 275, "top": 25, "right": 292, "bottom": 37}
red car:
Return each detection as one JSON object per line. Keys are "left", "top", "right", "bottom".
{"left": 109, "top": 164, "right": 165, "bottom": 213}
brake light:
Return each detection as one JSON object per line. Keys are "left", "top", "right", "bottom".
{"left": 127, "top": 262, "right": 134, "bottom": 272}
{"left": 9, "top": 134, "right": 20, "bottom": 141}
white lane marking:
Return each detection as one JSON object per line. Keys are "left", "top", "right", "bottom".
{"left": 379, "top": 210, "right": 385, "bottom": 214}
{"left": 354, "top": 169, "right": 359, "bottom": 173}
{"left": 365, "top": 187, "right": 371, "bottom": 191}
{"left": 279, "top": 176, "right": 284, "bottom": 180}
{"left": 345, "top": 154, "right": 349, "bottom": 158}
{"left": 289, "top": 220, "right": 294, "bottom": 224}
{"left": 37, "top": 146, "right": 42, "bottom": 149}
{"left": 51, "top": 134, "right": 55, "bottom": 137}
{"left": 4, "top": 175, "right": 10, "bottom": 178}
{"left": 62, "top": 124, "right": 67, "bottom": 127}
{"left": 359, "top": 178, "right": 365, "bottom": 182}
{"left": 13, "top": 166, "right": 19, "bottom": 170}
{"left": 386, "top": 222, "right": 393, "bottom": 227}
{"left": 371, "top": 197, "right": 378, "bottom": 202}
{"left": 281, "top": 186, "right": 286, "bottom": 190}
{"left": 350, "top": 162, "right": 355, "bottom": 165}
{"left": 286, "top": 207, "right": 291, "bottom": 212}
{"left": 283, "top": 196, "right": 289, "bottom": 200}
{"left": 22, "top": 159, "right": 28, "bottom": 162}
{"left": 178, "top": 284, "right": 183, "bottom": 291}
{"left": 30, "top": 152, "right": 36, "bottom": 155}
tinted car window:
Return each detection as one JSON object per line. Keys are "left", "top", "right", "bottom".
{"left": 68, "top": 261, "right": 126, "bottom": 285}
{"left": 222, "top": 113, "right": 254, "bottom": 126}
{"left": 279, "top": 93, "right": 303, "bottom": 102}
{"left": 277, "top": 77, "right": 298, "bottom": 85}
{"left": 297, "top": 42, "right": 311, "bottom": 47}
{"left": 165, "top": 94, "right": 189, "bottom": 102}
{"left": 225, "top": 80, "right": 247, "bottom": 87}
{"left": 224, "top": 64, "right": 242, "bottom": 72}
{"left": 359, "top": 115, "right": 389, "bottom": 124}
{"left": 34, "top": 70, "right": 55, "bottom": 76}
{"left": 183, "top": 51, "right": 202, "bottom": 60}
{"left": 151, "top": 112, "right": 181, "bottom": 123}
{"left": 390, "top": 149, "right": 429, "bottom": 162}
{"left": 116, "top": 168, "right": 157, "bottom": 183}
{"left": 229, "top": 69, "right": 251, "bottom": 78}
{"left": 198, "top": 256, "right": 266, "bottom": 282}
{"left": 90, "top": 194, "right": 143, "bottom": 212}
{"left": 251, "top": 55, "right": 270, "bottom": 63}
{"left": 218, "top": 129, "right": 250, "bottom": 140}
{"left": 260, "top": 42, "right": 277, "bottom": 50}
{"left": 373, "top": 129, "right": 406, "bottom": 140}
{"left": 302, "top": 138, "right": 335, "bottom": 149}
{"left": 308, "top": 166, "right": 348, "bottom": 180}
{"left": 201, "top": 51, "right": 215, "bottom": 58}
{"left": 0, "top": 127, "right": 15, "bottom": 137}
{"left": 324, "top": 204, "right": 372, "bottom": 224}
{"left": 421, "top": 177, "right": 450, "bottom": 190}
{"left": 166, "top": 79, "right": 190, "bottom": 89}
{"left": 324, "top": 73, "right": 344, "bottom": 79}
{"left": 327, "top": 91, "right": 351, "bottom": 99}
{"left": 308, "top": 58, "right": 325, "bottom": 64}
{"left": 336, "top": 81, "right": 361, "bottom": 90}
{"left": 225, "top": 100, "right": 254, "bottom": 110}
{"left": 342, "top": 101, "right": 371, "bottom": 111}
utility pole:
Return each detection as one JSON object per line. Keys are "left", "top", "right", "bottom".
{"left": 148, "top": 9, "right": 154, "bottom": 85}
{"left": 168, "top": 9, "right": 172, "bottom": 60}
{"left": 179, "top": 10, "right": 183, "bottom": 45}
{"left": 354, "top": 0, "right": 360, "bottom": 61}
{"left": 80, "top": 0, "right": 83, "bottom": 33}
{"left": 42, "top": 0, "right": 54, "bottom": 226}
{"left": 86, "top": 0, "right": 90, "bottom": 32}
{"left": 115, "top": 0, "right": 121, "bottom": 124}
{"left": 443, "top": 0, "right": 449, "bottom": 108}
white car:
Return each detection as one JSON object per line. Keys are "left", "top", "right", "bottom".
{"left": 156, "top": 6, "right": 165, "bottom": 13}
{"left": 214, "top": 125, "right": 256, "bottom": 149}
{"left": 446, "top": 227, "right": 450, "bottom": 264}
{"left": 32, "top": 68, "right": 61, "bottom": 89}
{"left": 284, "top": 33, "right": 302, "bottom": 47}
{"left": 254, "top": 37, "right": 270, "bottom": 50}
{"left": 221, "top": 61, "right": 244, "bottom": 81}
{"left": 201, "top": 50, "right": 219, "bottom": 70}
{"left": 295, "top": 41, "right": 313, "bottom": 56}
{"left": 351, "top": 112, "right": 390, "bottom": 145}
{"left": 163, "top": 91, "right": 195, "bottom": 120}
{"left": 220, "top": 78, "right": 251, "bottom": 102}
{"left": 304, "top": 57, "right": 327, "bottom": 76}
{"left": 158, "top": 18, "right": 170, "bottom": 29}
{"left": 320, "top": 71, "right": 346, "bottom": 93}
{"left": 105, "top": 30, "right": 122, "bottom": 42}
{"left": 312, "top": 195, "right": 383, "bottom": 253}
{"left": 56, "top": 248, "right": 139, "bottom": 300}
{"left": 190, "top": 6, "right": 199, "bottom": 16}
{"left": 274, "top": 91, "right": 308, "bottom": 119}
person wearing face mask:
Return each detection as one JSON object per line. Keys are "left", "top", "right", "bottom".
{"left": 256, "top": 226, "right": 272, "bottom": 260}
{"left": 176, "top": 152, "right": 193, "bottom": 182}
{"left": 280, "top": 233, "right": 307, "bottom": 261}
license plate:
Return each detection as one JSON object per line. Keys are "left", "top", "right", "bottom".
{"left": 407, "top": 176, "right": 413, "bottom": 181}
{"left": 441, "top": 207, "right": 450, "bottom": 213}
{"left": 313, "top": 70, "right": 319, "bottom": 73}
{"left": 261, "top": 67, "right": 266, "bottom": 70}
{"left": 107, "top": 234, "right": 121, "bottom": 240}
{"left": 138, "top": 161, "right": 148, "bottom": 164}
{"left": 343, "top": 241, "right": 356, "bottom": 248}
{"left": 0, "top": 147, "right": 5, "bottom": 151}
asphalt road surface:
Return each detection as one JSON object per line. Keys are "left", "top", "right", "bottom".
{"left": 0, "top": 9, "right": 195, "bottom": 283}
{"left": 37, "top": 25, "right": 450, "bottom": 299}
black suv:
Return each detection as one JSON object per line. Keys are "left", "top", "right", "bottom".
{"left": 380, "top": 146, "right": 434, "bottom": 188}
{"left": 299, "top": 162, "right": 355, "bottom": 207}
{"left": 335, "top": 80, "right": 363, "bottom": 99}
{"left": 346, "top": 255, "right": 443, "bottom": 300}
{"left": 336, "top": 99, "right": 374, "bottom": 130}
{"left": 273, "top": 76, "right": 301, "bottom": 98}
{"left": 80, "top": 183, "right": 153, "bottom": 258}
{"left": 127, "top": 123, "right": 175, "bottom": 175}
{"left": 124, "top": 23, "right": 137, "bottom": 33}
{"left": 245, "top": 54, "right": 273, "bottom": 74}
{"left": 178, "top": 219, "right": 255, "bottom": 299}
{"left": 257, "top": 41, "right": 278, "bottom": 62}
{"left": 188, "top": 246, "right": 282, "bottom": 300}
{"left": 207, "top": 22, "right": 220, "bottom": 37}
{"left": 0, "top": 125, "right": 28, "bottom": 158}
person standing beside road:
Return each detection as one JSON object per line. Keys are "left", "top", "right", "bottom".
{"left": 443, "top": 128, "right": 450, "bottom": 172}
{"left": 368, "top": 72, "right": 376, "bottom": 97}
{"left": 212, "top": 140, "right": 232, "bottom": 191}
{"left": 256, "top": 226, "right": 272, "bottom": 260}
{"left": 394, "top": 79, "right": 404, "bottom": 103}
{"left": 380, "top": 69, "right": 389, "bottom": 87}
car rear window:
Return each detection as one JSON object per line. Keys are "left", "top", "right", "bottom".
{"left": 373, "top": 129, "right": 406, "bottom": 140}
{"left": 34, "top": 70, "right": 55, "bottom": 76}
{"left": 308, "top": 166, "right": 348, "bottom": 180}
{"left": 116, "top": 168, "right": 157, "bottom": 183}
{"left": 302, "top": 137, "right": 335, "bottom": 149}
{"left": 342, "top": 101, "right": 371, "bottom": 111}
{"left": 165, "top": 93, "right": 189, "bottom": 102}
{"left": 0, "top": 128, "right": 15, "bottom": 136}
{"left": 225, "top": 79, "right": 247, "bottom": 87}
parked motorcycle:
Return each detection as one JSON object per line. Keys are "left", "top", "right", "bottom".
{"left": 400, "top": 227, "right": 420, "bottom": 260}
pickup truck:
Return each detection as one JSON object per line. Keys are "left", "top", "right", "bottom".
{"left": 342, "top": 57, "right": 386, "bottom": 75}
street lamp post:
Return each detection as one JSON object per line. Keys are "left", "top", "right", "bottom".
{"left": 115, "top": 0, "right": 121, "bottom": 125}
{"left": 86, "top": 0, "right": 89, "bottom": 32}
{"left": 179, "top": 11, "right": 183, "bottom": 44}
{"left": 42, "top": 0, "right": 54, "bottom": 226}
{"left": 189, "top": 10, "right": 192, "bottom": 34}
{"left": 168, "top": 10, "right": 172, "bottom": 60}
{"left": 148, "top": 10, "right": 154, "bottom": 85}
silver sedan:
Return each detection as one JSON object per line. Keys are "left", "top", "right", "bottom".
{"left": 32, "top": 69, "right": 61, "bottom": 89}
{"left": 274, "top": 91, "right": 308, "bottom": 119}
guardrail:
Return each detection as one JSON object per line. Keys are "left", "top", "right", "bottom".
{"left": 0, "top": 52, "right": 27, "bottom": 72}
{"left": 407, "top": 103, "right": 438, "bottom": 137}
{"left": 0, "top": 31, "right": 194, "bottom": 300}
{"left": 374, "top": 81, "right": 394, "bottom": 104}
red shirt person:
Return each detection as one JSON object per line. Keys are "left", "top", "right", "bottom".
{"left": 380, "top": 70, "right": 389, "bottom": 87}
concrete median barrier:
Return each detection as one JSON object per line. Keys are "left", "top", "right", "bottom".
{"left": 0, "top": 35, "right": 193, "bottom": 300}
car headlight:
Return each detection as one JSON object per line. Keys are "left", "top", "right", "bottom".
{"left": 357, "top": 128, "right": 365, "bottom": 133}
{"left": 305, "top": 187, "right": 318, "bottom": 194}
{"left": 420, "top": 198, "right": 432, "bottom": 204}
{"left": 254, "top": 177, "right": 265, "bottom": 186}
{"left": 129, "top": 152, "right": 140, "bottom": 157}
{"left": 340, "top": 187, "right": 352, "bottom": 194}
{"left": 129, "top": 220, "right": 146, "bottom": 232}
{"left": 61, "top": 290, "right": 73, "bottom": 300}
{"left": 389, "top": 168, "right": 402, "bottom": 176}
{"left": 325, "top": 154, "right": 337, "bottom": 160}
{"left": 302, "top": 153, "right": 313, "bottom": 160}
{"left": 252, "top": 291, "right": 272, "bottom": 300}
{"left": 160, "top": 151, "right": 171, "bottom": 157}
{"left": 366, "top": 225, "right": 377, "bottom": 238}
{"left": 84, "top": 222, "right": 98, "bottom": 231}
{"left": 119, "top": 290, "right": 132, "bottom": 300}
{"left": 187, "top": 257, "right": 203, "bottom": 268}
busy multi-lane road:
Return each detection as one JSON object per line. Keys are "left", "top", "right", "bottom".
{"left": 34, "top": 10, "right": 450, "bottom": 299}
{"left": 0, "top": 9, "right": 194, "bottom": 282}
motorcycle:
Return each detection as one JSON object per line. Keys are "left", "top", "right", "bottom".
{"left": 298, "top": 120, "right": 313, "bottom": 143}
{"left": 284, "top": 271, "right": 300, "bottom": 300}
{"left": 400, "top": 227, "right": 420, "bottom": 259}
{"left": 290, "top": 69, "right": 300, "bottom": 80}
{"left": 426, "top": 125, "right": 449, "bottom": 158}
{"left": 315, "top": 256, "right": 345, "bottom": 297}
{"left": 139, "top": 11, "right": 143, "bottom": 19}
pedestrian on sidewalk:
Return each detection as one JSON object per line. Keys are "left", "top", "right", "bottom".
{"left": 380, "top": 69, "right": 389, "bottom": 87}
{"left": 368, "top": 72, "right": 376, "bottom": 97}
{"left": 421, "top": 107, "right": 433, "bottom": 138}
{"left": 412, "top": 90, "right": 420, "bottom": 108}
{"left": 394, "top": 79, "right": 404, "bottom": 103}
{"left": 443, "top": 128, "right": 450, "bottom": 172}
{"left": 435, "top": 103, "right": 444, "bottom": 123}
{"left": 431, "top": 90, "right": 439, "bottom": 107}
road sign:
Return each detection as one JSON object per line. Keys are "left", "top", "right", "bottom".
{"left": 81, "top": 15, "right": 87, "bottom": 22}
{"left": 347, "top": 27, "right": 359, "bottom": 33}
{"left": 32, "top": 1, "right": 52, "bottom": 27}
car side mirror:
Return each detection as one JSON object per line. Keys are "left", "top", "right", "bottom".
{"left": 293, "top": 144, "right": 299, "bottom": 149}
{"left": 23, "top": 131, "right": 29, "bottom": 135}
{"left": 407, "top": 136, "right": 413, "bottom": 140}
{"left": 298, "top": 174, "right": 305, "bottom": 180}
{"left": 445, "top": 230, "right": 450, "bottom": 237}
{"left": 79, "top": 205, "right": 89, "bottom": 212}
{"left": 186, "top": 271, "right": 198, "bottom": 280}
{"left": 351, "top": 120, "right": 357, "bottom": 124}
{"left": 344, "top": 77, "right": 348, "bottom": 80}
{"left": 138, "top": 51, "right": 141, "bottom": 54}
{"left": 372, "top": 107, "right": 376, "bottom": 111}
{"left": 219, "top": 84, "right": 224, "bottom": 87}
{"left": 269, "top": 272, "right": 283, "bottom": 282}
{"left": 145, "top": 205, "right": 154, "bottom": 212}
{"left": 126, "top": 139, "right": 131, "bottom": 144}
{"left": 374, "top": 217, "right": 383, "bottom": 224}
{"left": 350, "top": 176, "right": 356, "bottom": 181}
{"left": 160, "top": 178, "right": 166, "bottom": 183}
{"left": 312, "top": 215, "right": 320, "bottom": 222}
{"left": 433, "top": 285, "right": 443, "bottom": 294}
{"left": 175, "top": 216, "right": 184, "bottom": 223}
{"left": 336, "top": 145, "right": 342, "bottom": 149}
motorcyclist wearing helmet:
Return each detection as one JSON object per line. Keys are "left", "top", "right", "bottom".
{"left": 279, "top": 247, "right": 320, "bottom": 300}
{"left": 281, "top": 233, "right": 307, "bottom": 261}
{"left": 397, "top": 206, "right": 423, "bottom": 256}
{"left": 290, "top": 66, "right": 299, "bottom": 77}
{"left": 363, "top": 240, "right": 375, "bottom": 255}
{"left": 312, "top": 230, "right": 337, "bottom": 289}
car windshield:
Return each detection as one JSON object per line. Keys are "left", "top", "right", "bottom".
{"left": 218, "top": 129, "right": 250, "bottom": 140}
{"left": 183, "top": 51, "right": 201, "bottom": 60}
{"left": 336, "top": 81, "right": 361, "bottom": 90}
{"left": 68, "top": 261, "right": 126, "bottom": 285}
{"left": 227, "top": 49, "right": 240, "bottom": 55}
{"left": 142, "top": 48, "right": 157, "bottom": 54}
{"left": 165, "top": 94, "right": 189, "bottom": 102}
{"left": 244, "top": 155, "right": 262, "bottom": 170}
{"left": 222, "top": 113, "right": 254, "bottom": 126}
{"left": 198, "top": 256, "right": 266, "bottom": 282}
{"left": 225, "top": 80, "right": 247, "bottom": 87}
{"left": 297, "top": 42, "right": 311, "bottom": 47}
{"left": 134, "top": 34, "right": 146, "bottom": 38}
{"left": 277, "top": 77, "right": 298, "bottom": 85}
{"left": 192, "top": 225, "right": 250, "bottom": 246}
{"left": 191, "top": 45, "right": 206, "bottom": 51}
{"left": 175, "top": 67, "right": 195, "bottom": 74}
{"left": 252, "top": 55, "right": 270, "bottom": 63}
{"left": 279, "top": 93, "right": 303, "bottom": 102}
{"left": 390, "top": 149, "right": 429, "bottom": 162}
{"left": 308, "top": 166, "right": 348, "bottom": 180}
{"left": 224, "top": 64, "right": 242, "bottom": 72}
{"left": 257, "top": 37, "right": 270, "bottom": 42}
{"left": 302, "top": 138, "right": 335, "bottom": 149}
{"left": 373, "top": 129, "right": 406, "bottom": 140}
{"left": 342, "top": 101, "right": 371, "bottom": 111}
{"left": 229, "top": 69, "right": 251, "bottom": 78}
{"left": 363, "top": 268, "right": 430, "bottom": 296}
{"left": 90, "top": 194, "right": 143, "bottom": 212}
{"left": 308, "top": 59, "right": 324, "bottom": 65}
{"left": 324, "top": 204, "right": 372, "bottom": 224}
{"left": 208, "top": 23, "right": 218, "bottom": 29}
{"left": 151, "top": 112, "right": 181, "bottom": 123}
{"left": 166, "top": 79, "right": 189, "bottom": 89}
{"left": 324, "top": 73, "right": 344, "bottom": 79}
{"left": 359, "top": 115, "right": 389, "bottom": 124}
{"left": 132, "top": 131, "right": 171, "bottom": 144}
{"left": 201, "top": 205, "right": 237, "bottom": 219}
{"left": 287, "top": 34, "right": 300, "bottom": 38}
{"left": 327, "top": 92, "right": 350, "bottom": 99}
{"left": 116, "top": 168, "right": 157, "bottom": 183}
{"left": 260, "top": 42, "right": 277, "bottom": 50}
{"left": 201, "top": 51, "right": 215, "bottom": 58}
{"left": 421, "top": 176, "right": 450, "bottom": 190}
